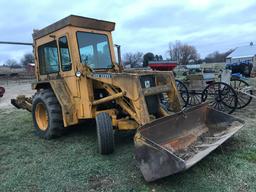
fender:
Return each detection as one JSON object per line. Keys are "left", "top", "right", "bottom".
{"left": 32, "top": 80, "right": 78, "bottom": 127}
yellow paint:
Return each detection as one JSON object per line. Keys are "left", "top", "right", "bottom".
{"left": 31, "top": 16, "right": 182, "bottom": 130}
{"left": 117, "top": 119, "right": 138, "bottom": 130}
{"left": 35, "top": 103, "right": 48, "bottom": 131}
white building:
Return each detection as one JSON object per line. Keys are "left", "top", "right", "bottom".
{"left": 226, "top": 43, "right": 256, "bottom": 67}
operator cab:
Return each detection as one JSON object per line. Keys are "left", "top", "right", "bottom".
{"left": 33, "top": 15, "right": 116, "bottom": 81}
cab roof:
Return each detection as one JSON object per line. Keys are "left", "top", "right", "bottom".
{"left": 33, "top": 15, "right": 115, "bottom": 40}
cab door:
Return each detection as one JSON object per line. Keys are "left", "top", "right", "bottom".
{"left": 57, "top": 34, "right": 79, "bottom": 98}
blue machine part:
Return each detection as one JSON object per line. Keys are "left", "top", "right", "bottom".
{"left": 225, "top": 60, "right": 253, "bottom": 78}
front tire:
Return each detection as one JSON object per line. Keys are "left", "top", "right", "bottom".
{"left": 32, "top": 89, "right": 64, "bottom": 139}
{"left": 96, "top": 112, "right": 114, "bottom": 154}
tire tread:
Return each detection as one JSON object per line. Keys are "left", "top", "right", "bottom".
{"left": 96, "top": 112, "right": 114, "bottom": 154}
{"left": 32, "top": 89, "right": 64, "bottom": 139}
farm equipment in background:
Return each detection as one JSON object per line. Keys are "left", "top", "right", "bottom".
{"left": 175, "top": 69, "right": 254, "bottom": 114}
{"left": 0, "top": 86, "right": 5, "bottom": 98}
{"left": 148, "top": 60, "right": 177, "bottom": 71}
{"left": 226, "top": 60, "right": 253, "bottom": 78}
{"left": 8, "top": 15, "right": 245, "bottom": 182}
{"left": 176, "top": 70, "right": 238, "bottom": 114}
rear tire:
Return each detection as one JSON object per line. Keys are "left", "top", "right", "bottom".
{"left": 96, "top": 112, "right": 114, "bottom": 154}
{"left": 32, "top": 89, "right": 64, "bottom": 139}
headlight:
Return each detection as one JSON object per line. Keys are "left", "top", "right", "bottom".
{"left": 75, "top": 71, "right": 82, "bottom": 77}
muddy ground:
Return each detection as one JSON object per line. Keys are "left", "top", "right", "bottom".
{"left": 0, "top": 80, "right": 255, "bottom": 192}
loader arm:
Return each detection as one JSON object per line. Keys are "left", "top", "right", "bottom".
{"left": 88, "top": 71, "right": 182, "bottom": 125}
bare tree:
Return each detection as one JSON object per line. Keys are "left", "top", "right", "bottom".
{"left": 168, "top": 41, "right": 200, "bottom": 65}
{"left": 5, "top": 59, "right": 21, "bottom": 68}
{"left": 123, "top": 52, "right": 143, "bottom": 68}
{"left": 204, "top": 49, "right": 234, "bottom": 63}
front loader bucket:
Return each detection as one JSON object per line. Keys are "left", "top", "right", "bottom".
{"left": 134, "top": 103, "right": 244, "bottom": 182}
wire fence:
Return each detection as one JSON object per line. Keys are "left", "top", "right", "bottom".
{"left": 0, "top": 76, "right": 35, "bottom": 86}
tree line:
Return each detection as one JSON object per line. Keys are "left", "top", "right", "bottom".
{"left": 3, "top": 53, "right": 34, "bottom": 68}
{"left": 123, "top": 40, "right": 234, "bottom": 67}
{"left": 2, "top": 42, "right": 234, "bottom": 69}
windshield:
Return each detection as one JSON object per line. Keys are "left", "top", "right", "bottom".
{"left": 77, "top": 32, "right": 112, "bottom": 69}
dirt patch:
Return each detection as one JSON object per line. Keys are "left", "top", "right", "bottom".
{"left": 0, "top": 80, "right": 35, "bottom": 109}
{"left": 88, "top": 175, "right": 114, "bottom": 191}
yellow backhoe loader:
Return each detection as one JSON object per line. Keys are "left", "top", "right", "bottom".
{"left": 10, "top": 15, "right": 244, "bottom": 182}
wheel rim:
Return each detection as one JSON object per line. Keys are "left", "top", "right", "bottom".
{"left": 35, "top": 103, "right": 48, "bottom": 131}
{"left": 175, "top": 80, "right": 189, "bottom": 107}
{"left": 188, "top": 91, "right": 202, "bottom": 106}
{"left": 202, "top": 82, "right": 237, "bottom": 114}
{"left": 230, "top": 79, "right": 252, "bottom": 109}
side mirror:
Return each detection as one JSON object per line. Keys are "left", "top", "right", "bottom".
{"left": 114, "top": 44, "right": 124, "bottom": 72}
{"left": 114, "top": 44, "right": 122, "bottom": 66}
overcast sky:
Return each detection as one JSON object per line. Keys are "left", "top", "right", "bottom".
{"left": 0, "top": 0, "right": 255, "bottom": 64}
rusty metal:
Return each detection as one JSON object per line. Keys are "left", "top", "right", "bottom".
{"left": 134, "top": 103, "right": 244, "bottom": 182}
{"left": 11, "top": 95, "right": 32, "bottom": 112}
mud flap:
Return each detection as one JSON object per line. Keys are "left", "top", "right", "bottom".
{"left": 134, "top": 103, "right": 244, "bottom": 182}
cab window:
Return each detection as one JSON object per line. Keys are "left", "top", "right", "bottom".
{"left": 38, "top": 40, "right": 59, "bottom": 75}
{"left": 77, "top": 32, "right": 112, "bottom": 69}
{"left": 59, "top": 36, "right": 72, "bottom": 71}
